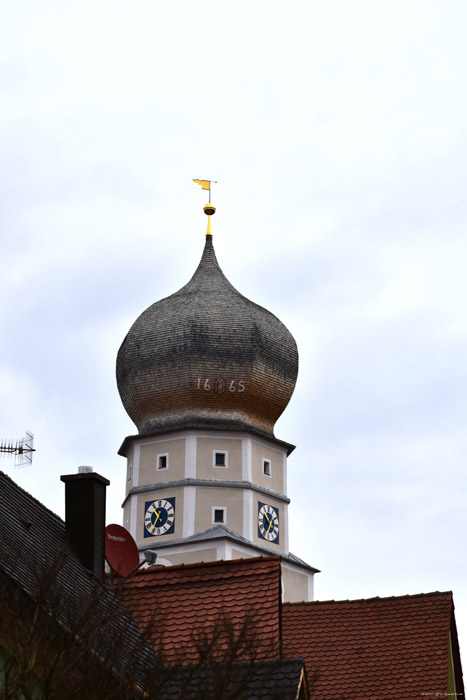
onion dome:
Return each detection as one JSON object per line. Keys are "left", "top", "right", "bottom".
{"left": 116, "top": 232, "right": 298, "bottom": 441}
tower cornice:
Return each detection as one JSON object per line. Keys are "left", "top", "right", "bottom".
{"left": 118, "top": 427, "right": 296, "bottom": 457}
{"left": 121, "top": 477, "right": 291, "bottom": 509}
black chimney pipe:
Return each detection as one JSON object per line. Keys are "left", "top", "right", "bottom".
{"left": 60, "top": 468, "right": 109, "bottom": 582}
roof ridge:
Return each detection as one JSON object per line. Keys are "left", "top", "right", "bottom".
{"left": 130, "top": 554, "right": 282, "bottom": 578}
{"left": 282, "top": 590, "right": 454, "bottom": 607}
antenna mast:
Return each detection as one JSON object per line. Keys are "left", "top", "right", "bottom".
{"left": 0, "top": 430, "right": 35, "bottom": 468}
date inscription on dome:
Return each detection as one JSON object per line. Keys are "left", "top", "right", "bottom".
{"left": 195, "top": 377, "right": 246, "bottom": 394}
{"left": 214, "top": 378, "right": 225, "bottom": 394}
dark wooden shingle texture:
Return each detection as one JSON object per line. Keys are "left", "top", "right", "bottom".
{"left": 117, "top": 235, "right": 298, "bottom": 440}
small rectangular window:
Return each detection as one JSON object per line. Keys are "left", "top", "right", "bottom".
{"left": 128, "top": 463, "right": 133, "bottom": 481}
{"left": 157, "top": 454, "right": 168, "bottom": 470}
{"left": 213, "top": 507, "right": 226, "bottom": 524}
{"left": 213, "top": 451, "right": 228, "bottom": 468}
{"left": 263, "top": 459, "right": 271, "bottom": 477}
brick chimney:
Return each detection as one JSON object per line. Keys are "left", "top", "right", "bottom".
{"left": 60, "top": 467, "right": 109, "bottom": 582}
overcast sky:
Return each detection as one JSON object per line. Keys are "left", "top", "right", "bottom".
{"left": 1, "top": 0, "right": 466, "bottom": 654}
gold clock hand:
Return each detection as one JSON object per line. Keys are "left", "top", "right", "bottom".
{"left": 264, "top": 512, "right": 274, "bottom": 534}
{"left": 150, "top": 509, "right": 162, "bottom": 532}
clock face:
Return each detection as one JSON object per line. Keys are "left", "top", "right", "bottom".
{"left": 258, "top": 502, "right": 279, "bottom": 544}
{"left": 144, "top": 498, "right": 175, "bottom": 538}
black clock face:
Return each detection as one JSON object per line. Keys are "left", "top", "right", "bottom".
{"left": 144, "top": 498, "right": 175, "bottom": 537}
{"left": 258, "top": 502, "right": 279, "bottom": 544}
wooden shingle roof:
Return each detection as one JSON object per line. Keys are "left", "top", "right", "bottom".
{"left": 116, "top": 234, "right": 298, "bottom": 443}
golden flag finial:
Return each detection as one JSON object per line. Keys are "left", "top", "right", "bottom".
{"left": 193, "top": 179, "right": 211, "bottom": 191}
{"left": 193, "top": 178, "right": 217, "bottom": 203}
{"left": 193, "top": 179, "right": 217, "bottom": 236}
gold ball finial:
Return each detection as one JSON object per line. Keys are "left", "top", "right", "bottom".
{"left": 203, "top": 203, "right": 216, "bottom": 216}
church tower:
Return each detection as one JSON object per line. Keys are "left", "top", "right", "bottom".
{"left": 116, "top": 202, "right": 317, "bottom": 601}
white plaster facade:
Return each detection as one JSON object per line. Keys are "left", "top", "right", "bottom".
{"left": 121, "top": 429, "right": 316, "bottom": 602}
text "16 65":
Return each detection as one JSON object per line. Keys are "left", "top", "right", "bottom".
{"left": 196, "top": 378, "right": 245, "bottom": 394}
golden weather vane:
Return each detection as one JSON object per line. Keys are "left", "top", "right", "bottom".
{"left": 193, "top": 179, "right": 217, "bottom": 204}
{"left": 193, "top": 179, "right": 217, "bottom": 235}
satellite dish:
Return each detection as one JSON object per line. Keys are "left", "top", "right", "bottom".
{"left": 105, "top": 524, "right": 140, "bottom": 578}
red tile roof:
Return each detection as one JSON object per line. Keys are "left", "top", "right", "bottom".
{"left": 282, "top": 591, "right": 460, "bottom": 699}
{"left": 118, "top": 556, "right": 282, "bottom": 665}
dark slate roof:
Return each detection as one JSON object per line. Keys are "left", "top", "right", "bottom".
{"left": 118, "top": 556, "right": 283, "bottom": 665}
{"left": 282, "top": 592, "right": 465, "bottom": 699}
{"left": 159, "top": 657, "right": 307, "bottom": 700}
{"left": 138, "top": 524, "right": 319, "bottom": 573}
{"left": 0, "top": 470, "right": 159, "bottom": 691}
{"left": 117, "top": 234, "right": 298, "bottom": 441}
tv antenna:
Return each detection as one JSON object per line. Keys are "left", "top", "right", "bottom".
{"left": 0, "top": 430, "right": 35, "bottom": 468}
